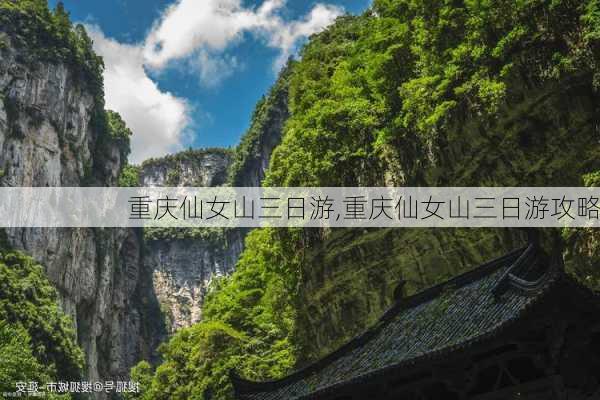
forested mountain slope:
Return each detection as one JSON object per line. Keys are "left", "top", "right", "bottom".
{"left": 131, "top": 1, "right": 600, "bottom": 399}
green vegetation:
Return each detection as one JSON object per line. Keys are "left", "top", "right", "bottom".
{"left": 1, "top": 0, "right": 597, "bottom": 396}
{"left": 106, "top": 110, "right": 133, "bottom": 157}
{"left": 0, "top": 249, "right": 83, "bottom": 396}
{"left": 265, "top": 0, "right": 600, "bottom": 187}
{"left": 227, "top": 62, "right": 292, "bottom": 186}
{"left": 106, "top": 110, "right": 133, "bottom": 141}
{"left": 118, "top": 164, "right": 141, "bottom": 187}
{"left": 91, "top": 108, "right": 133, "bottom": 184}
{"left": 133, "top": 1, "right": 600, "bottom": 399}
{"left": 0, "top": 0, "right": 103, "bottom": 95}
{"left": 129, "top": 228, "right": 300, "bottom": 399}
{"left": 125, "top": 361, "right": 154, "bottom": 400}
{"left": 144, "top": 227, "right": 230, "bottom": 243}
{"left": 583, "top": 171, "right": 600, "bottom": 187}
{"left": 265, "top": 14, "right": 390, "bottom": 186}
{"left": 563, "top": 170, "right": 600, "bottom": 289}
{"left": 0, "top": 1, "right": 132, "bottom": 184}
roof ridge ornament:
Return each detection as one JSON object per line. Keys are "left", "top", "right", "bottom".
{"left": 491, "top": 228, "right": 565, "bottom": 299}
{"left": 492, "top": 243, "right": 537, "bottom": 298}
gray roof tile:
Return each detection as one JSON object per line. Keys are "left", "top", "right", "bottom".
{"left": 232, "top": 244, "right": 563, "bottom": 400}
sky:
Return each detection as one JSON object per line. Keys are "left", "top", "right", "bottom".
{"left": 47, "top": 0, "right": 371, "bottom": 163}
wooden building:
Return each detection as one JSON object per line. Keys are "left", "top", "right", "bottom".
{"left": 231, "top": 243, "right": 600, "bottom": 399}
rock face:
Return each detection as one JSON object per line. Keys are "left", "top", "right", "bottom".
{"left": 228, "top": 65, "right": 290, "bottom": 187}
{"left": 140, "top": 149, "right": 232, "bottom": 187}
{"left": 144, "top": 231, "right": 245, "bottom": 333}
{"left": 295, "top": 228, "right": 527, "bottom": 364}
{"left": 0, "top": 36, "right": 161, "bottom": 385}
{"left": 139, "top": 151, "right": 245, "bottom": 333}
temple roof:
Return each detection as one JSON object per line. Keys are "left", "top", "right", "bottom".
{"left": 231, "top": 243, "right": 571, "bottom": 400}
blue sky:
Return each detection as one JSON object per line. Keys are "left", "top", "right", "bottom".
{"left": 48, "top": 0, "right": 371, "bottom": 163}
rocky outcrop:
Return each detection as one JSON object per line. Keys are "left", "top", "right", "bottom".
{"left": 139, "top": 151, "right": 245, "bottom": 333}
{"left": 140, "top": 149, "right": 232, "bottom": 187}
{"left": 145, "top": 230, "right": 244, "bottom": 334}
{"left": 0, "top": 5, "right": 290, "bottom": 385}
{"left": 0, "top": 34, "right": 161, "bottom": 385}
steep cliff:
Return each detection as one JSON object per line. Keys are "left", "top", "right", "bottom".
{"left": 138, "top": 70, "right": 291, "bottom": 335}
{"left": 138, "top": 149, "right": 241, "bottom": 334}
{"left": 0, "top": 1, "right": 160, "bottom": 387}
{"left": 263, "top": 0, "right": 600, "bottom": 364}
{"left": 144, "top": 231, "right": 244, "bottom": 334}
{"left": 0, "top": 2, "right": 293, "bottom": 390}
{"left": 228, "top": 63, "right": 291, "bottom": 187}
{"left": 140, "top": 148, "right": 232, "bottom": 187}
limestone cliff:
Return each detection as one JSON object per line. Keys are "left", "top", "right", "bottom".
{"left": 144, "top": 231, "right": 245, "bottom": 334}
{"left": 140, "top": 148, "right": 232, "bottom": 187}
{"left": 139, "top": 150, "right": 243, "bottom": 334}
{"left": 0, "top": 0, "right": 291, "bottom": 387}
{"left": 0, "top": 24, "right": 160, "bottom": 385}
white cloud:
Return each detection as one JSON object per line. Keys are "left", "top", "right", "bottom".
{"left": 143, "top": 0, "right": 249, "bottom": 68}
{"left": 264, "top": 3, "right": 343, "bottom": 68}
{"left": 87, "top": 25, "right": 190, "bottom": 163}
{"left": 143, "top": 0, "right": 343, "bottom": 70}
{"left": 86, "top": 1, "right": 343, "bottom": 163}
{"left": 193, "top": 50, "right": 242, "bottom": 88}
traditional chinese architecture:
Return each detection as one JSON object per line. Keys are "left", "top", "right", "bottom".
{"left": 231, "top": 242, "right": 600, "bottom": 400}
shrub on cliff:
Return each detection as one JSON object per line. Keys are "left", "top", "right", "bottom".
{"left": 0, "top": 250, "right": 84, "bottom": 392}
{"left": 0, "top": 1, "right": 133, "bottom": 181}
{"left": 0, "top": 0, "right": 104, "bottom": 96}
